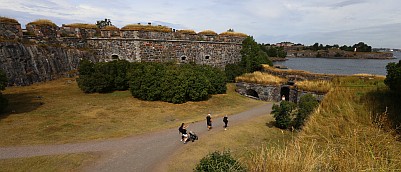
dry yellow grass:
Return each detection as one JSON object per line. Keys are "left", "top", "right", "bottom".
{"left": 27, "top": 19, "right": 57, "bottom": 27}
{"left": 167, "top": 113, "right": 293, "bottom": 171}
{"left": 120, "top": 24, "right": 172, "bottom": 32}
{"left": 262, "top": 64, "right": 338, "bottom": 79}
{"left": 0, "top": 153, "right": 99, "bottom": 171}
{"left": 235, "top": 71, "right": 287, "bottom": 85}
{"left": 0, "top": 16, "right": 19, "bottom": 24}
{"left": 219, "top": 31, "right": 248, "bottom": 37}
{"left": 176, "top": 29, "right": 196, "bottom": 34}
{"left": 198, "top": 30, "right": 217, "bottom": 36}
{"left": 101, "top": 25, "right": 120, "bottom": 31}
{"left": 0, "top": 78, "right": 264, "bottom": 146}
{"left": 297, "top": 80, "right": 333, "bottom": 93}
{"left": 63, "top": 23, "right": 98, "bottom": 29}
{"left": 246, "top": 86, "right": 401, "bottom": 171}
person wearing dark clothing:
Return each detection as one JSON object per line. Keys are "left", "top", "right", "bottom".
{"left": 206, "top": 113, "right": 212, "bottom": 130}
{"left": 178, "top": 123, "right": 185, "bottom": 141}
{"left": 223, "top": 115, "right": 228, "bottom": 130}
{"left": 181, "top": 126, "right": 188, "bottom": 143}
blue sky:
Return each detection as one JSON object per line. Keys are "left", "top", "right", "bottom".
{"left": 1, "top": 0, "right": 400, "bottom": 48}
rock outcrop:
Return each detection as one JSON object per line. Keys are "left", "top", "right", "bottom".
{"left": 0, "top": 42, "right": 96, "bottom": 86}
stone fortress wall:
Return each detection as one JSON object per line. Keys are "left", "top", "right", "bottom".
{"left": 0, "top": 19, "right": 246, "bottom": 85}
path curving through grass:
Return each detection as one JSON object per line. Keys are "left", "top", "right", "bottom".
{"left": 0, "top": 103, "right": 273, "bottom": 171}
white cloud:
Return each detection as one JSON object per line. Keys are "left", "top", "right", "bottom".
{"left": 0, "top": 0, "right": 400, "bottom": 48}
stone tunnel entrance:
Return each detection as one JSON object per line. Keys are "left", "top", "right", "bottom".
{"left": 111, "top": 54, "right": 119, "bottom": 60}
{"left": 245, "top": 89, "right": 259, "bottom": 98}
{"left": 280, "top": 86, "right": 290, "bottom": 101}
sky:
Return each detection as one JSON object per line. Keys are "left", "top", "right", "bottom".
{"left": 1, "top": 0, "right": 400, "bottom": 48}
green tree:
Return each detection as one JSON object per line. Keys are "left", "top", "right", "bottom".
{"left": 225, "top": 63, "right": 244, "bottom": 82}
{"left": 384, "top": 60, "right": 401, "bottom": 94}
{"left": 294, "top": 94, "right": 319, "bottom": 129}
{"left": 240, "top": 36, "right": 272, "bottom": 73}
{"left": 271, "top": 101, "right": 296, "bottom": 129}
{"left": 195, "top": 150, "right": 246, "bottom": 172}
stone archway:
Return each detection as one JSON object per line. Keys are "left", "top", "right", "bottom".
{"left": 280, "top": 86, "right": 290, "bottom": 101}
{"left": 245, "top": 89, "right": 259, "bottom": 98}
{"left": 111, "top": 54, "right": 119, "bottom": 60}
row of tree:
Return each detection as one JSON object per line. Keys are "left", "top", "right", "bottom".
{"left": 304, "top": 42, "right": 372, "bottom": 52}
{"left": 0, "top": 69, "right": 7, "bottom": 112}
{"left": 77, "top": 60, "right": 227, "bottom": 104}
{"left": 259, "top": 44, "right": 287, "bottom": 58}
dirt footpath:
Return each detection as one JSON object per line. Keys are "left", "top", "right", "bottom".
{"left": 0, "top": 103, "right": 273, "bottom": 172}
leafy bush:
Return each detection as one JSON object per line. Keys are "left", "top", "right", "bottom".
{"left": 384, "top": 60, "right": 401, "bottom": 94}
{"left": 294, "top": 94, "right": 319, "bottom": 129}
{"left": 77, "top": 59, "right": 131, "bottom": 93}
{"left": 271, "top": 94, "right": 319, "bottom": 130}
{"left": 195, "top": 150, "right": 246, "bottom": 172}
{"left": 271, "top": 101, "right": 296, "bottom": 129}
{"left": 225, "top": 63, "right": 244, "bottom": 83}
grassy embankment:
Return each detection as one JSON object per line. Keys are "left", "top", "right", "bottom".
{"left": 245, "top": 75, "right": 401, "bottom": 171}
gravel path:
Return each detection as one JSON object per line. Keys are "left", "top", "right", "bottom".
{"left": 0, "top": 103, "right": 273, "bottom": 172}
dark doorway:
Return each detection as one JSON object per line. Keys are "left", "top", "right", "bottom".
{"left": 111, "top": 54, "right": 119, "bottom": 60}
{"left": 181, "top": 56, "right": 187, "bottom": 61}
{"left": 280, "top": 86, "right": 290, "bottom": 101}
{"left": 246, "top": 89, "right": 259, "bottom": 98}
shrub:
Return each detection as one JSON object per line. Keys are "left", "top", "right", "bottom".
{"left": 271, "top": 101, "right": 297, "bottom": 129}
{"left": 294, "top": 94, "right": 319, "bottom": 129}
{"left": 195, "top": 150, "right": 246, "bottom": 172}
{"left": 225, "top": 63, "right": 244, "bottom": 83}
{"left": 384, "top": 60, "right": 401, "bottom": 94}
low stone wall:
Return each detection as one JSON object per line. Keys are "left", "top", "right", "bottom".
{"left": 236, "top": 82, "right": 281, "bottom": 102}
{"left": 236, "top": 82, "right": 326, "bottom": 103}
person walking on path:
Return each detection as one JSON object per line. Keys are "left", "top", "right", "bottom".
{"left": 206, "top": 113, "right": 212, "bottom": 131}
{"left": 178, "top": 123, "right": 185, "bottom": 141}
{"left": 223, "top": 115, "right": 228, "bottom": 130}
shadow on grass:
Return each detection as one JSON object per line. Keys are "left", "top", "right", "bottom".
{"left": 364, "top": 88, "right": 401, "bottom": 136}
{"left": 0, "top": 92, "right": 44, "bottom": 120}
{"left": 266, "top": 121, "right": 276, "bottom": 128}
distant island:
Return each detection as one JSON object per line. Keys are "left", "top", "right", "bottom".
{"left": 265, "top": 42, "right": 395, "bottom": 60}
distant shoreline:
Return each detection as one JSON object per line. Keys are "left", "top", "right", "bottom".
{"left": 286, "top": 50, "right": 394, "bottom": 60}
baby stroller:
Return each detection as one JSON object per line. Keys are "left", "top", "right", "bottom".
{"left": 187, "top": 131, "right": 198, "bottom": 142}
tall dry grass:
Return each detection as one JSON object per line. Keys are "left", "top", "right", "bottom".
{"left": 120, "top": 24, "right": 172, "bottom": 32}
{"left": 296, "top": 80, "right": 333, "bottom": 93}
{"left": 63, "top": 23, "right": 98, "bottom": 29}
{"left": 198, "top": 30, "right": 217, "bottom": 36}
{"left": 219, "top": 32, "right": 248, "bottom": 37}
{"left": 235, "top": 71, "right": 287, "bottom": 85}
{"left": 0, "top": 16, "right": 19, "bottom": 24}
{"left": 27, "top": 19, "right": 57, "bottom": 27}
{"left": 176, "top": 29, "right": 196, "bottom": 34}
{"left": 246, "top": 86, "right": 401, "bottom": 171}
